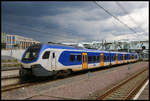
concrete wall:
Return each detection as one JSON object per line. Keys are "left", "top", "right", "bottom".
{"left": 1, "top": 49, "right": 26, "bottom": 60}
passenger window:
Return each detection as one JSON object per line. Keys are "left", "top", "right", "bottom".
{"left": 77, "top": 55, "right": 81, "bottom": 62}
{"left": 88, "top": 56, "right": 92, "bottom": 63}
{"left": 93, "top": 56, "right": 96, "bottom": 63}
{"left": 97, "top": 56, "right": 100, "bottom": 62}
{"left": 111, "top": 56, "right": 113, "bottom": 61}
{"left": 42, "top": 51, "right": 50, "bottom": 59}
{"left": 132, "top": 55, "right": 134, "bottom": 59}
{"left": 114, "top": 56, "right": 116, "bottom": 60}
{"left": 107, "top": 56, "right": 109, "bottom": 61}
{"left": 70, "top": 55, "right": 75, "bottom": 62}
{"left": 104, "top": 56, "right": 107, "bottom": 61}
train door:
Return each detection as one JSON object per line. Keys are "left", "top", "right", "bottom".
{"left": 51, "top": 51, "right": 56, "bottom": 70}
{"left": 100, "top": 53, "right": 104, "bottom": 66}
{"left": 123, "top": 54, "right": 125, "bottom": 63}
{"left": 82, "top": 53, "right": 87, "bottom": 69}
{"left": 116, "top": 53, "right": 118, "bottom": 64}
{"left": 42, "top": 51, "right": 51, "bottom": 70}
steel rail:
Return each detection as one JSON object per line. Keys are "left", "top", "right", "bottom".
{"left": 96, "top": 67, "right": 148, "bottom": 100}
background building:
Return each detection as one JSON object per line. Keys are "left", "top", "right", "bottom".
{"left": 6, "top": 34, "right": 40, "bottom": 49}
{"left": 1, "top": 32, "right": 40, "bottom": 49}
{"left": 62, "top": 40, "right": 149, "bottom": 60}
{"left": 1, "top": 32, "right": 7, "bottom": 49}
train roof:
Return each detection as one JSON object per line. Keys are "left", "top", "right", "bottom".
{"left": 42, "top": 44, "right": 134, "bottom": 54}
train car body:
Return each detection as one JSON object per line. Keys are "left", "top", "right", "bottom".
{"left": 20, "top": 44, "right": 139, "bottom": 78}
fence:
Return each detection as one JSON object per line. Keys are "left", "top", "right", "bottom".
{"left": 1, "top": 49, "right": 26, "bottom": 60}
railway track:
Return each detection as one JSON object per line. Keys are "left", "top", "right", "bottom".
{"left": 1, "top": 62, "right": 146, "bottom": 94}
{"left": 96, "top": 67, "right": 149, "bottom": 100}
{"left": 1, "top": 76, "right": 20, "bottom": 88}
{"left": 1, "top": 65, "right": 108, "bottom": 92}
{"left": 1, "top": 66, "right": 20, "bottom": 71}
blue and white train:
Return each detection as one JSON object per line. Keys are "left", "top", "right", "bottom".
{"left": 20, "top": 43, "right": 139, "bottom": 79}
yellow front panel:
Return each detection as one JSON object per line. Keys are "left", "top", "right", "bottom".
{"left": 116, "top": 54, "right": 118, "bottom": 64}
{"left": 100, "top": 53, "right": 104, "bottom": 66}
{"left": 82, "top": 53, "right": 87, "bottom": 69}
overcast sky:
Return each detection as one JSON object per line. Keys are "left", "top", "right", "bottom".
{"left": 2, "top": 1, "right": 149, "bottom": 43}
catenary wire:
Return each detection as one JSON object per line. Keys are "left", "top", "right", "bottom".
{"left": 93, "top": 1, "right": 137, "bottom": 34}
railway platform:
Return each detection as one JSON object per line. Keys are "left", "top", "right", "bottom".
{"left": 135, "top": 80, "right": 149, "bottom": 100}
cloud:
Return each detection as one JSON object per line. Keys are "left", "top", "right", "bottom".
{"left": 2, "top": 1, "right": 149, "bottom": 43}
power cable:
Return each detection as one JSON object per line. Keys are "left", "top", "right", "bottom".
{"left": 115, "top": 2, "right": 148, "bottom": 34}
{"left": 93, "top": 1, "right": 137, "bottom": 34}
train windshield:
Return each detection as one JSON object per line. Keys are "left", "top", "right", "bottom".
{"left": 22, "top": 44, "right": 42, "bottom": 62}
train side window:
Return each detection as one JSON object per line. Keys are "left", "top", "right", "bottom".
{"left": 120, "top": 56, "right": 122, "bottom": 60}
{"left": 114, "top": 56, "right": 116, "bottom": 60}
{"left": 104, "top": 56, "right": 107, "bottom": 61}
{"left": 112, "top": 56, "right": 115, "bottom": 61}
{"left": 88, "top": 56, "right": 92, "bottom": 63}
{"left": 113, "top": 56, "right": 115, "bottom": 61}
{"left": 132, "top": 55, "right": 134, "bottom": 59}
{"left": 70, "top": 55, "right": 75, "bottom": 62}
{"left": 77, "top": 55, "right": 81, "bottom": 62}
{"left": 93, "top": 56, "right": 96, "bottom": 63}
{"left": 107, "top": 56, "right": 109, "bottom": 61}
{"left": 97, "top": 56, "right": 100, "bottom": 62}
{"left": 53, "top": 53, "right": 55, "bottom": 58}
{"left": 42, "top": 51, "right": 50, "bottom": 59}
